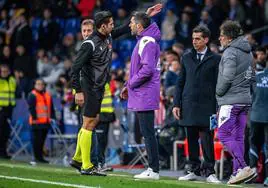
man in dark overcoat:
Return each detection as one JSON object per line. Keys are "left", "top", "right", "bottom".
{"left": 173, "top": 25, "right": 221, "bottom": 183}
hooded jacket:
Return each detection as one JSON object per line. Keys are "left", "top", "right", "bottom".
{"left": 127, "top": 23, "right": 161, "bottom": 111}
{"left": 216, "top": 36, "right": 255, "bottom": 105}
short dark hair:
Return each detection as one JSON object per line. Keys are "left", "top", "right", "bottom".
{"left": 94, "top": 11, "right": 113, "bottom": 29}
{"left": 220, "top": 20, "right": 243, "bottom": 39}
{"left": 192, "top": 25, "right": 211, "bottom": 39}
{"left": 132, "top": 12, "right": 151, "bottom": 29}
{"left": 255, "top": 46, "right": 266, "bottom": 53}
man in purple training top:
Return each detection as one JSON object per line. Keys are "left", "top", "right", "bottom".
{"left": 120, "top": 12, "right": 161, "bottom": 180}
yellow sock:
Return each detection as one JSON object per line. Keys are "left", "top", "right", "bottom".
{"left": 72, "top": 129, "right": 82, "bottom": 162}
{"left": 80, "top": 128, "right": 94, "bottom": 170}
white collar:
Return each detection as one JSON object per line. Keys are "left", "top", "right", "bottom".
{"left": 197, "top": 47, "right": 207, "bottom": 55}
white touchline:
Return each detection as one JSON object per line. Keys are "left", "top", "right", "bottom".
{"left": 0, "top": 175, "right": 100, "bottom": 188}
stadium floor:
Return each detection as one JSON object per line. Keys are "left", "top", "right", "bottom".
{"left": 0, "top": 159, "right": 263, "bottom": 188}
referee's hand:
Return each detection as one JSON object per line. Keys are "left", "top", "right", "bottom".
{"left": 75, "top": 92, "right": 84, "bottom": 107}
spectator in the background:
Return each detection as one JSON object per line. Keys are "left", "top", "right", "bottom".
{"left": 203, "top": 0, "right": 225, "bottom": 30}
{"left": 42, "top": 54, "right": 64, "bottom": 88}
{"left": 28, "top": 78, "right": 55, "bottom": 164}
{"left": 75, "top": 32, "right": 83, "bottom": 52}
{"left": 10, "top": 12, "right": 32, "bottom": 55}
{"left": 199, "top": 10, "right": 217, "bottom": 41}
{"left": 76, "top": 0, "right": 96, "bottom": 18}
{"left": 0, "top": 64, "right": 16, "bottom": 159}
{"left": 245, "top": 33, "right": 258, "bottom": 51}
{"left": 58, "top": 33, "right": 76, "bottom": 58}
{"left": 254, "top": 46, "right": 267, "bottom": 72}
{"left": 175, "top": 11, "right": 194, "bottom": 48}
{"left": 164, "top": 50, "right": 179, "bottom": 66}
{"left": 172, "top": 42, "right": 184, "bottom": 57}
{"left": 13, "top": 45, "right": 35, "bottom": 96}
{"left": 36, "top": 49, "right": 53, "bottom": 77}
{"left": 38, "top": 7, "right": 60, "bottom": 51}
{"left": 0, "top": 9, "right": 9, "bottom": 37}
{"left": 164, "top": 60, "right": 181, "bottom": 90}
{"left": 115, "top": 8, "right": 128, "bottom": 26}
{"left": 61, "top": 57, "right": 72, "bottom": 81}
{"left": 13, "top": 45, "right": 36, "bottom": 79}
{"left": 161, "top": 9, "right": 178, "bottom": 41}
{"left": 228, "top": 0, "right": 246, "bottom": 24}
{"left": 0, "top": 45, "right": 14, "bottom": 70}
{"left": 244, "top": 0, "right": 265, "bottom": 41}
{"left": 249, "top": 60, "right": 268, "bottom": 186}
{"left": 54, "top": 0, "right": 80, "bottom": 18}
{"left": 209, "top": 42, "right": 220, "bottom": 54}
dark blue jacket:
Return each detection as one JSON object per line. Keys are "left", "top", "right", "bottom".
{"left": 250, "top": 68, "right": 268, "bottom": 123}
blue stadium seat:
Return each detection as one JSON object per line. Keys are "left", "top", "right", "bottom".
{"left": 64, "top": 18, "right": 81, "bottom": 35}
{"left": 31, "top": 17, "right": 42, "bottom": 30}
{"left": 117, "top": 39, "right": 136, "bottom": 62}
{"left": 55, "top": 18, "right": 65, "bottom": 31}
{"left": 160, "top": 39, "right": 175, "bottom": 50}
{"left": 262, "top": 35, "right": 268, "bottom": 46}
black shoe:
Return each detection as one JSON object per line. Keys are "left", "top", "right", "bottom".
{"left": 80, "top": 166, "right": 107, "bottom": 176}
{"left": 69, "top": 160, "right": 82, "bottom": 171}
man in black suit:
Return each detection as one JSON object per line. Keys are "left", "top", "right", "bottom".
{"left": 173, "top": 25, "right": 221, "bottom": 183}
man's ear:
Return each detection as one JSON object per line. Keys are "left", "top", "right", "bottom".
{"left": 205, "top": 37, "right": 209, "bottom": 44}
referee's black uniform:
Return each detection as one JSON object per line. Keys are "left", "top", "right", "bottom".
{"left": 72, "top": 17, "right": 130, "bottom": 117}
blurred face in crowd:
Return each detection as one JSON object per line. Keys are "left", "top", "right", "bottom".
{"left": 219, "top": 30, "right": 231, "bottom": 48}
{"left": 171, "top": 60, "right": 181, "bottom": 72}
{"left": 63, "top": 33, "right": 74, "bottom": 47}
{"left": 64, "top": 59, "right": 72, "bottom": 70}
{"left": 16, "top": 45, "right": 25, "bottom": 56}
{"left": 201, "top": 10, "right": 209, "bottom": 21}
{"left": 229, "top": 0, "right": 238, "bottom": 7}
{"left": 181, "top": 12, "right": 190, "bottom": 23}
{"left": 43, "top": 9, "right": 52, "bottom": 20}
{"left": 192, "top": 32, "right": 208, "bottom": 52}
{"left": 1, "top": 9, "right": 7, "bottom": 19}
{"left": 81, "top": 23, "right": 94, "bottom": 40}
{"left": 34, "top": 79, "right": 46, "bottom": 92}
{"left": 165, "top": 53, "right": 177, "bottom": 64}
{"left": 52, "top": 56, "right": 59, "bottom": 64}
{"left": 0, "top": 66, "right": 10, "bottom": 78}
{"left": 3, "top": 46, "right": 10, "bottom": 57}
{"left": 205, "top": 0, "right": 213, "bottom": 6}
{"left": 117, "top": 8, "right": 127, "bottom": 19}
{"left": 256, "top": 50, "right": 267, "bottom": 62}
{"left": 209, "top": 43, "right": 219, "bottom": 54}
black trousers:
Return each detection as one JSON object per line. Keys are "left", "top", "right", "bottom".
{"left": 249, "top": 121, "right": 268, "bottom": 174}
{"left": 0, "top": 107, "right": 13, "bottom": 156}
{"left": 136, "top": 110, "right": 159, "bottom": 172}
{"left": 31, "top": 126, "right": 49, "bottom": 161}
{"left": 95, "top": 122, "right": 110, "bottom": 166}
{"left": 185, "top": 126, "right": 215, "bottom": 177}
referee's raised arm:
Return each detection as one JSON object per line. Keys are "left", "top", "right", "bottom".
{"left": 71, "top": 40, "right": 94, "bottom": 93}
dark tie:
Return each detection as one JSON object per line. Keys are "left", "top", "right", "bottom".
{"left": 197, "top": 53, "right": 202, "bottom": 63}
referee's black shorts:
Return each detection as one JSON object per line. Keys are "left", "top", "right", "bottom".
{"left": 81, "top": 80, "right": 104, "bottom": 117}
{"left": 82, "top": 90, "right": 103, "bottom": 117}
